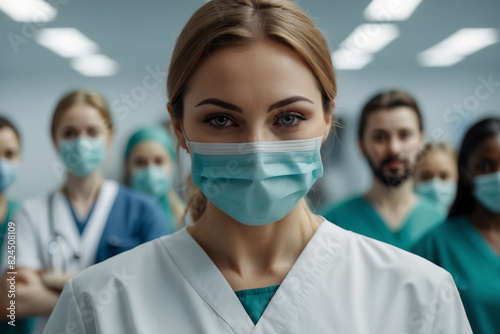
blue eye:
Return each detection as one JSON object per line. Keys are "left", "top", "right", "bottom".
{"left": 275, "top": 111, "right": 306, "bottom": 127}
{"left": 205, "top": 115, "right": 235, "bottom": 128}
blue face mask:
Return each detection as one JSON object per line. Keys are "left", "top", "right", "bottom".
{"left": 415, "top": 178, "right": 457, "bottom": 209}
{"left": 0, "top": 159, "right": 19, "bottom": 193}
{"left": 131, "top": 165, "right": 173, "bottom": 198}
{"left": 59, "top": 137, "right": 106, "bottom": 177}
{"left": 187, "top": 136, "right": 324, "bottom": 226}
{"left": 473, "top": 171, "right": 500, "bottom": 214}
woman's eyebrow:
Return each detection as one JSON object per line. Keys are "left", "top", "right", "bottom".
{"left": 195, "top": 98, "right": 243, "bottom": 113}
{"left": 268, "top": 96, "right": 313, "bottom": 112}
{"left": 195, "top": 95, "right": 313, "bottom": 113}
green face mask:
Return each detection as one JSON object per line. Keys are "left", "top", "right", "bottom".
{"left": 131, "top": 165, "right": 173, "bottom": 198}
{"left": 59, "top": 137, "right": 106, "bottom": 177}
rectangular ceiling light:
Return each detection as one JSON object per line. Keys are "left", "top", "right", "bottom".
{"left": 0, "top": 0, "right": 56, "bottom": 22}
{"left": 364, "top": 0, "right": 422, "bottom": 21}
{"left": 417, "top": 28, "right": 499, "bottom": 67}
{"left": 332, "top": 50, "right": 373, "bottom": 70}
{"left": 340, "top": 24, "right": 400, "bottom": 54}
{"left": 71, "top": 54, "right": 119, "bottom": 77}
{"left": 36, "top": 28, "right": 99, "bottom": 58}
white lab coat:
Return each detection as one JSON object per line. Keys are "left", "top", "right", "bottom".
{"left": 43, "top": 220, "right": 472, "bottom": 334}
{"left": 1, "top": 180, "right": 119, "bottom": 333}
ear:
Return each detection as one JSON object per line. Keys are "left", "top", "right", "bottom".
{"left": 321, "top": 110, "right": 333, "bottom": 144}
{"left": 167, "top": 102, "right": 188, "bottom": 152}
{"left": 358, "top": 138, "right": 367, "bottom": 157}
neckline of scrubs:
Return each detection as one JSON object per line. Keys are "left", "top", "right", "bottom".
{"left": 459, "top": 216, "right": 500, "bottom": 268}
{"left": 361, "top": 195, "right": 421, "bottom": 236}
{"left": 163, "top": 218, "right": 345, "bottom": 334}
{"left": 65, "top": 196, "right": 97, "bottom": 235}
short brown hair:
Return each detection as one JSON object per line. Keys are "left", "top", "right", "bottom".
{"left": 358, "top": 90, "right": 423, "bottom": 139}
{"left": 0, "top": 116, "right": 21, "bottom": 146}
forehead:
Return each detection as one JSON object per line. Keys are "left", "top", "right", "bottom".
{"left": 130, "top": 141, "right": 169, "bottom": 157}
{"left": 59, "top": 104, "right": 105, "bottom": 125}
{"left": 470, "top": 134, "right": 500, "bottom": 159}
{"left": 0, "top": 127, "right": 20, "bottom": 147}
{"left": 419, "top": 150, "right": 456, "bottom": 169}
{"left": 184, "top": 40, "right": 321, "bottom": 106}
{"left": 365, "top": 106, "right": 421, "bottom": 132}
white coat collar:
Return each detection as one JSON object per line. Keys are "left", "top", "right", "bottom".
{"left": 51, "top": 180, "right": 119, "bottom": 271}
{"left": 164, "top": 219, "right": 345, "bottom": 334}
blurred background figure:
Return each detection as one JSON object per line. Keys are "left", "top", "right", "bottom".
{"left": 0, "top": 89, "right": 170, "bottom": 334}
{"left": 413, "top": 117, "right": 500, "bottom": 334}
{"left": 0, "top": 116, "right": 34, "bottom": 334}
{"left": 322, "top": 90, "right": 445, "bottom": 250}
{"left": 414, "top": 142, "right": 458, "bottom": 210}
{"left": 124, "top": 126, "right": 185, "bottom": 231}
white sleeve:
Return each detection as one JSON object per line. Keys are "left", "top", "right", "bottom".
{"left": 430, "top": 273, "right": 473, "bottom": 334}
{"left": 43, "top": 279, "right": 91, "bottom": 334}
{"left": 1, "top": 203, "right": 45, "bottom": 273}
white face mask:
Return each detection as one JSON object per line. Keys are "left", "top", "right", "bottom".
{"left": 473, "top": 171, "right": 500, "bottom": 214}
{"left": 415, "top": 178, "right": 457, "bottom": 209}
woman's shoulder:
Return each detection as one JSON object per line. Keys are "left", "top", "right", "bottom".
{"left": 324, "top": 221, "right": 451, "bottom": 284}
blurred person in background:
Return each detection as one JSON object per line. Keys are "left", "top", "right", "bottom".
{"left": 414, "top": 142, "right": 458, "bottom": 210}
{"left": 413, "top": 117, "right": 500, "bottom": 334}
{"left": 0, "top": 116, "right": 34, "bottom": 333}
{"left": 124, "top": 125, "right": 185, "bottom": 231}
{"left": 0, "top": 89, "right": 170, "bottom": 333}
{"left": 322, "top": 90, "right": 445, "bottom": 250}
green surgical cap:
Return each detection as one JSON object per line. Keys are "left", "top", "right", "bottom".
{"left": 125, "top": 126, "right": 176, "bottom": 162}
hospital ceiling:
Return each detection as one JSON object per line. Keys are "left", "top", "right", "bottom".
{"left": 0, "top": 0, "right": 499, "bottom": 76}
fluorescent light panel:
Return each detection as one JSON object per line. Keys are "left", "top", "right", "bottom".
{"left": 0, "top": 0, "right": 56, "bottom": 22}
{"left": 364, "top": 0, "right": 422, "bottom": 21}
{"left": 341, "top": 24, "right": 399, "bottom": 53}
{"left": 332, "top": 51, "right": 373, "bottom": 70}
{"left": 71, "top": 54, "right": 119, "bottom": 77}
{"left": 417, "top": 28, "right": 499, "bottom": 67}
{"left": 36, "top": 28, "right": 99, "bottom": 58}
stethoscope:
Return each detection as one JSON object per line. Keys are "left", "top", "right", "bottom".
{"left": 47, "top": 192, "right": 82, "bottom": 272}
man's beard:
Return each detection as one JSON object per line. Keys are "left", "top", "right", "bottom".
{"left": 367, "top": 155, "right": 413, "bottom": 188}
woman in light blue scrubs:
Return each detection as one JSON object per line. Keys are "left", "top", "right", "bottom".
{"left": 0, "top": 90, "right": 171, "bottom": 334}
{"left": 0, "top": 116, "right": 34, "bottom": 334}
{"left": 413, "top": 117, "right": 500, "bottom": 334}
{"left": 124, "top": 126, "right": 185, "bottom": 231}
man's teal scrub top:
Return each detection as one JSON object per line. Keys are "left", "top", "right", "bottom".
{"left": 322, "top": 195, "right": 445, "bottom": 250}
{"left": 413, "top": 215, "right": 500, "bottom": 334}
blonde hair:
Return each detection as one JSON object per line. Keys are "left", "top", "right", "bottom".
{"left": 167, "top": 0, "right": 337, "bottom": 222}
{"left": 51, "top": 89, "right": 114, "bottom": 139}
{"left": 417, "top": 142, "right": 457, "bottom": 166}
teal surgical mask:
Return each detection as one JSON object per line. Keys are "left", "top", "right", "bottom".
{"left": 473, "top": 171, "right": 500, "bottom": 214}
{"left": 0, "top": 159, "right": 18, "bottom": 193}
{"left": 131, "top": 165, "right": 173, "bottom": 198}
{"left": 186, "top": 136, "right": 324, "bottom": 226}
{"left": 59, "top": 137, "right": 106, "bottom": 177}
{"left": 415, "top": 178, "right": 457, "bottom": 209}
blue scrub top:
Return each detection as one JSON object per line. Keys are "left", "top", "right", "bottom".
{"left": 322, "top": 195, "right": 445, "bottom": 250}
{"left": 413, "top": 215, "right": 500, "bottom": 334}
{"left": 64, "top": 186, "right": 172, "bottom": 264}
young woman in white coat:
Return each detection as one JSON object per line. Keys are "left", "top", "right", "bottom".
{"left": 44, "top": 1, "right": 472, "bottom": 333}
{"left": 0, "top": 90, "right": 170, "bottom": 333}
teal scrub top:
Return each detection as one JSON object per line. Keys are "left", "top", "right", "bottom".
{"left": 412, "top": 215, "right": 500, "bottom": 334}
{"left": 235, "top": 285, "right": 280, "bottom": 325}
{"left": 0, "top": 200, "right": 35, "bottom": 334}
{"left": 322, "top": 195, "right": 445, "bottom": 250}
